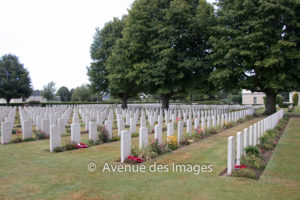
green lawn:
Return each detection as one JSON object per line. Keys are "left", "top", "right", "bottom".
{"left": 0, "top": 114, "right": 299, "bottom": 199}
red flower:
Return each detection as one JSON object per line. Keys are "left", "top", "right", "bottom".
{"left": 235, "top": 165, "right": 247, "bottom": 169}
{"left": 272, "top": 140, "right": 277, "bottom": 144}
{"left": 128, "top": 155, "right": 144, "bottom": 163}
{"left": 76, "top": 143, "right": 88, "bottom": 148}
{"left": 16, "top": 130, "right": 22, "bottom": 134}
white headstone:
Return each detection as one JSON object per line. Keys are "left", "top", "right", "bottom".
{"left": 42, "top": 119, "right": 50, "bottom": 135}
{"left": 139, "top": 127, "right": 148, "bottom": 148}
{"left": 22, "top": 120, "right": 32, "bottom": 139}
{"left": 154, "top": 124, "right": 162, "bottom": 143}
{"left": 253, "top": 123, "right": 257, "bottom": 146}
{"left": 167, "top": 123, "right": 174, "bottom": 136}
{"left": 130, "top": 117, "right": 136, "bottom": 133}
{"left": 50, "top": 125, "right": 61, "bottom": 152}
{"left": 1, "top": 122, "right": 12, "bottom": 144}
{"left": 71, "top": 123, "right": 80, "bottom": 143}
{"left": 227, "top": 136, "right": 235, "bottom": 175}
{"left": 177, "top": 121, "right": 184, "bottom": 144}
{"left": 243, "top": 128, "right": 248, "bottom": 155}
{"left": 250, "top": 125, "right": 254, "bottom": 145}
{"left": 121, "top": 130, "right": 131, "bottom": 163}
{"left": 89, "top": 122, "right": 98, "bottom": 142}
{"left": 236, "top": 131, "right": 243, "bottom": 165}
{"left": 105, "top": 120, "right": 112, "bottom": 139}
{"left": 58, "top": 118, "right": 65, "bottom": 135}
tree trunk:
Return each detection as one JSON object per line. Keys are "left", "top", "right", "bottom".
{"left": 263, "top": 92, "right": 277, "bottom": 115}
{"left": 121, "top": 96, "right": 128, "bottom": 109}
{"left": 161, "top": 94, "right": 170, "bottom": 110}
{"left": 5, "top": 98, "right": 11, "bottom": 105}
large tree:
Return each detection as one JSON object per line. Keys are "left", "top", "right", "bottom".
{"left": 87, "top": 16, "right": 139, "bottom": 109}
{"left": 71, "top": 85, "right": 92, "bottom": 102}
{"left": 121, "top": 0, "right": 214, "bottom": 109}
{"left": 209, "top": 0, "right": 300, "bottom": 114}
{"left": 41, "top": 81, "right": 56, "bottom": 101}
{"left": 87, "top": 17, "right": 125, "bottom": 95}
{"left": 106, "top": 37, "right": 140, "bottom": 109}
{"left": 0, "top": 54, "right": 32, "bottom": 104}
{"left": 56, "top": 86, "right": 71, "bottom": 101}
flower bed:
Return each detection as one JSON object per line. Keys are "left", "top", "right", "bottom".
{"left": 123, "top": 115, "right": 256, "bottom": 164}
{"left": 230, "top": 115, "right": 290, "bottom": 179}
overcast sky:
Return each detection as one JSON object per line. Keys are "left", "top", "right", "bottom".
{"left": 0, "top": 0, "right": 215, "bottom": 91}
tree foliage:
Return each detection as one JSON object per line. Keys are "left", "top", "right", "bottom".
{"left": 71, "top": 85, "right": 92, "bottom": 102}
{"left": 41, "top": 82, "right": 56, "bottom": 101}
{"left": 87, "top": 16, "right": 139, "bottom": 108}
{"left": 209, "top": 0, "right": 300, "bottom": 114}
{"left": 118, "top": 0, "right": 214, "bottom": 109}
{"left": 87, "top": 17, "right": 125, "bottom": 95}
{"left": 56, "top": 86, "right": 71, "bottom": 101}
{"left": 0, "top": 54, "right": 32, "bottom": 104}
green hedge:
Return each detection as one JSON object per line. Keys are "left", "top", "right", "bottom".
{"left": 278, "top": 103, "right": 292, "bottom": 108}
{"left": 0, "top": 100, "right": 241, "bottom": 107}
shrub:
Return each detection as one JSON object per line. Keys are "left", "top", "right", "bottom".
{"left": 167, "top": 135, "right": 178, "bottom": 150}
{"left": 245, "top": 146, "right": 260, "bottom": 156}
{"left": 111, "top": 136, "right": 120, "bottom": 141}
{"left": 131, "top": 146, "right": 156, "bottom": 161}
{"left": 194, "top": 128, "right": 205, "bottom": 138}
{"left": 64, "top": 142, "right": 78, "bottom": 150}
{"left": 223, "top": 122, "right": 233, "bottom": 129}
{"left": 231, "top": 168, "right": 257, "bottom": 179}
{"left": 87, "top": 139, "right": 95, "bottom": 146}
{"left": 12, "top": 137, "right": 23, "bottom": 143}
{"left": 292, "top": 93, "right": 299, "bottom": 106}
{"left": 240, "top": 155, "right": 265, "bottom": 169}
{"left": 98, "top": 126, "right": 110, "bottom": 143}
{"left": 208, "top": 128, "right": 217, "bottom": 135}
{"left": 12, "top": 129, "right": 16, "bottom": 134}
{"left": 278, "top": 103, "right": 292, "bottom": 108}
{"left": 150, "top": 139, "right": 170, "bottom": 154}
{"left": 245, "top": 115, "right": 252, "bottom": 120}
{"left": 179, "top": 137, "right": 192, "bottom": 145}
{"left": 276, "top": 94, "right": 284, "bottom": 105}
{"left": 22, "top": 138, "right": 35, "bottom": 142}
{"left": 35, "top": 130, "right": 49, "bottom": 140}
{"left": 53, "top": 146, "right": 65, "bottom": 152}
{"left": 132, "top": 132, "right": 139, "bottom": 137}
{"left": 150, "top": 139, "right": 162, "bottom": 154}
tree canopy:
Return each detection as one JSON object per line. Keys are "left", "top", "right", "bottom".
{"left": 71, "top": 84, "right": 92, "bottom": 102}
{"left": 87, "top": 17, "right": 125, "bottom": 95}
{"left": 41, "top": 81, "right": 56, "bottom": 101}
{"left": 0, "top": 54, "right": 32, "bottom": 104}
{"left": 87, "top": 0, "right": 299, "bottom": 113}
{"left": 209, "top": 0, "right": 300, "bottom": 114}
{"left": 87, "top": 16, "right": 139, "bottom": 108}
{"left": 120, "top": 0, "right": 215, "bottom": 109}
{"left": 56, "top": 86, "right": 71, "bottom": 101}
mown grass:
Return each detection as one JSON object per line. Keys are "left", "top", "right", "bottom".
{"left": 0, "top": 113, "right": 299, "bottom": 199}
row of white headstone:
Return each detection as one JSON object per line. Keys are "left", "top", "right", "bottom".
{"left": 1, "top": 106, "right": 73, "bottom": 144}
{"left": 1, "top": 107, "right": 16, "bottom": 144}
{"left": 49, "top": 108, "right": 115, "bottom": 152}
{"left": 120, "top": 108, "right": 255, "bottom": 163}
{"left": 227, "top": 109, "right": 284, "bottom": 174}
